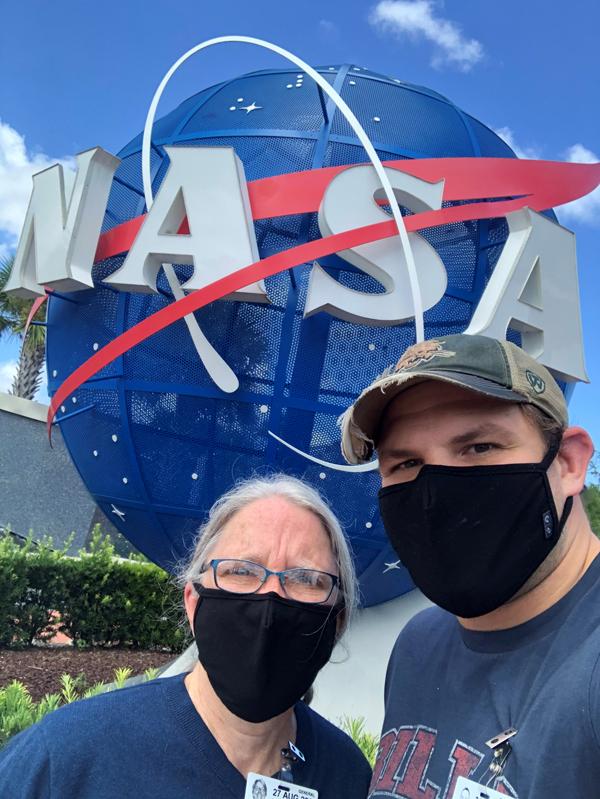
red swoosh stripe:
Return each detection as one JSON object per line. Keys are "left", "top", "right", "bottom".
{"left": 94, "top": 158, "right": 600, "bottom": 261}
{"left": 50, "top": 157, "right": 600, "bottom": 436}
{"left": 49, "top": 219, "right": 397, "bottom": 435}
{"left": 25, "top": 291, "right": 51, "bottom": 336}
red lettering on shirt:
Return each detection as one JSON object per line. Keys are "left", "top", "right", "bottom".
{"left": 444, "top": 742, "right": 484, "bottom": 797}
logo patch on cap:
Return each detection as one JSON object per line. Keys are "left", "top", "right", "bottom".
{"left": 526, "top": 369, "right": 546, "bottom": 394}
{"left": 395, "top": 339, "right": 456, "bottom": 372}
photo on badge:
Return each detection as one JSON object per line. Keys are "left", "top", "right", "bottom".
{"left": 245, "top": 772, "right": 318, "bottom": 799}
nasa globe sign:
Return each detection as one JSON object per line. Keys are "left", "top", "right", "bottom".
{"left": 8, "top": 63, "right": 598, "bottom": 606}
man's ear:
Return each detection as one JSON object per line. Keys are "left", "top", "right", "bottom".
{"left": 555, "top": 427, "right": 595, "bottom": 497}
{"left": 183, "top": 582, "right": 199, "bottom": 632}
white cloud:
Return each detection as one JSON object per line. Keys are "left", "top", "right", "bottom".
{"left": 493, "top": 126, "right": 541, "bottom": 160}
{"left": 318, "top": 19, "right": 340, "bottom": 39}
{"left": 0, "top": 360, "right": 16, "bottom": 393}
{"left": 558, "top": 143, "right": 600, "bottom": 227}
{"left": 0, "top": 120, "right": 73, "bottom": 252}
{"left": 369, "top": 0, "right": 484, "bottom": 72}
{"left": 492, "top": 133, "right": 599, "bottom": 227}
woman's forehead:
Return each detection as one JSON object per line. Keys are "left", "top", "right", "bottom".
{"left": 227, "top": 494, "right": 321, "bottom": 526}
{"left": 213, "top": 496, "right": 336, "bottom": 564}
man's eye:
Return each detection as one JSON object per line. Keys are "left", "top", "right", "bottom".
{"left": 400, "top": 458, "right": 422, "bottom": 469}
{"left": 468, "top": 442, "right": 496, "bottom": 454}
{"left": 387, "top": 458, "right": 421, "bottom": 473}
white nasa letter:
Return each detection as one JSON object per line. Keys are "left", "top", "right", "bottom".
{"left": 4, "top": 148, "right": 120, "bottom": 298}
{"left": 465, "top": 208, "right": 588, "bottom": 382}
{"left": 304, "top": 166, "right": 447, "bottom": 325}
{"left": 104, "top": 146, "right": 267, "bottom": 301}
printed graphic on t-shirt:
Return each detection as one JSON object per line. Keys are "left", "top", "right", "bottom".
{"left": 368, "top": 725, "right": 517, "bottom": 798}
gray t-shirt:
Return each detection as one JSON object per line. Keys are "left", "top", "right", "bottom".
{"left": 369, "top": 553, "right": 600, "bottom": 798}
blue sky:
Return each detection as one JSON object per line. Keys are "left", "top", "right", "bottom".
{"left": 0, "top": 0, "right": 598, "bottom": 449}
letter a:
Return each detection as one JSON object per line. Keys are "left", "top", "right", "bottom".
{"left": 465, "top": 208, "right": 588, "bottom": 383}
{"left": 104, "top": 146, "right": 267, "bottom": 302}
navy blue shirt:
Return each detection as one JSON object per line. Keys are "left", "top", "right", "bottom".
{"left": 0, "top": 673, "right": 371, "bottom": 798}
{"left": 369, "top": 553, "right": 600, "bottom": 799}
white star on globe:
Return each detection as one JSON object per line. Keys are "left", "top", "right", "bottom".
{"left": 110, "top": 504, "right": 126, "bottom": 521}
{"left": 240, "top": 101, "right": 262, "bottom": 114}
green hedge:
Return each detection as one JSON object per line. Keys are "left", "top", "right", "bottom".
{"left": 0, "top": 528, "right": 187, "bottom": 652}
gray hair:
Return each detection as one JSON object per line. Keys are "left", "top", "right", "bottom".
{"left": 179, "top": 474, "right": 358, "bottom": 638}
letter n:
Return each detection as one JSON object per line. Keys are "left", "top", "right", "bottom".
{"left": 4, "top": 148, "right": 120, "bottom": 297}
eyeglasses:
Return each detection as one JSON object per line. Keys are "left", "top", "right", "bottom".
{"left": 197, "top": 558, "right": 339, "bottom": 604}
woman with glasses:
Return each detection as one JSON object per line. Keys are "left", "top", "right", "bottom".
{"left": 0, "top": 475, "right": 372, "bottom": 798}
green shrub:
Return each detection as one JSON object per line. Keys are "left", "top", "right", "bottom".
{"left": 0, "top": 668, "right": 158, "bottom": 748}
{"left": 0, "top": 528, "right": 187, "bottom": 652}
{"left": 0, "top": 533, "right": 72, "bottom": 647}
{"left": 340, "top": 716, "right": 379, "bottom": 767}
{"left": 19, "top": 535, "right": 73, "bottom": 647}
{"left": 0, "top": 534, "right": 28, "bottom": 647}
{"left": 583, "top": 484, "right": 600, "bottom": 536}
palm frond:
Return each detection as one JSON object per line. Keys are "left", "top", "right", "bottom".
{"left": 0, "top": 256, "right": 14, "bottom": 292}
{"left": 0, "top": 253, "right": 48, "bottom": 398}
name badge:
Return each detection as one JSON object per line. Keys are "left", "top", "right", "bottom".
{"left": 245, "top": 772, "right": 318, "bottom": 799}
{"left": 451, "top": 776, "right": 507, "bottom": 799}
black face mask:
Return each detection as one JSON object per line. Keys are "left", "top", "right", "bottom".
{"left": 193, "top": 587, "right": 338, "bottom": 723}
{"left": 378, "top": 445, "right": 573, "bottom": 618}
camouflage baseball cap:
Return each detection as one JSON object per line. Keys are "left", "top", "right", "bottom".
{"left": 340, "top": 334, "right": 568, "bottom": 464}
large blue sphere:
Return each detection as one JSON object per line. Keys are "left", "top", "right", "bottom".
{"left": 47, "top": 65, "right": 519, "bottom": 606}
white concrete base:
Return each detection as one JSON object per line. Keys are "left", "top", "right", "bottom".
{"left": 311, "top": 589, "right": 431, "bottom": 733}
{"left": 160, "top": 643, "right": 197, "bottom": 679}
{"left": 0, "top": 391, "right": 48, "bottom": 421}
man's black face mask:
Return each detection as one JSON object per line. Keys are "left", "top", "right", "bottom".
{"left": 378, "top": 443, "right": 573, "bottom": 618}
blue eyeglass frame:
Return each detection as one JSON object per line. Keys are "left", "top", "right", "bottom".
{"left": 197, "top": 558, "right": 340, "bottom": 603}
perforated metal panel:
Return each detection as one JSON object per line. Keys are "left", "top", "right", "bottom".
{"left": 47, "top": 65, "right": 532, "bottom": 606}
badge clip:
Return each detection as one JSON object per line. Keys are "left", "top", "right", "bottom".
{"left": 485, "top": 728, "right": 517, "bottom": 750}
{"left": 484, "top": 728, "right": 517, "bottom": 784}
{"left": 279, "top": 741, "right": 305, "bottom": 782}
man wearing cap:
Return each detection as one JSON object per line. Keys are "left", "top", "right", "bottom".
{"left": 341, "top": 333, "right": 599, "bottom": 799}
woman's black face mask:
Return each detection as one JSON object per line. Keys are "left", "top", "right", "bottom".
{"left": 378, "top": 443, "right": 573, "bottom": 618}
{"left": 193, "top": 587, "right": 338, "bottom": 723}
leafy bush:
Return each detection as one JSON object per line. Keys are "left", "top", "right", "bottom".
{"left": 340, "top": 716, "right": 379, "bottom": 767}
{"left": 583, "top": 484, "right": 600, "bottom": 536}
{"left": 0, "top": 528, "right": 187, "bottom": 651}
{"left": 0, "top": 668, "right": 159, "bottom": 748}
{"left": 0, "top": 535, "right": 28, "bottom": 647}
{"left": 19, "top": 536, "right": 72, "bottom": 647}
{"left": 1, "top": 678, "right": 380, "bottom": 757}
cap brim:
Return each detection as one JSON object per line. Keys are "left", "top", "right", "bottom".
{"left": 349, "top": 369, "right": 528, "bottom": 461}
